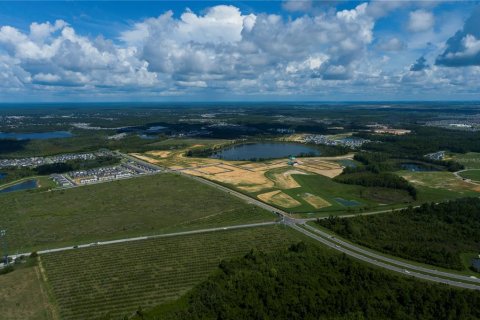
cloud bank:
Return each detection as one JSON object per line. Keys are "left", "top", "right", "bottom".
{"left": 0, "top": 3, "right": 479, "bottom": 100}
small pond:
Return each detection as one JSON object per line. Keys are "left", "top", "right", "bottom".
{"left": 210, "top": 143, "right": 321, "bottom": 161}
{"left": 400, "top": 163, "right": 437, "bottom": 172}
{"left": 0, "top": 131, "right": 73, "bottom": 140}
{"left": 0, "top": 173, "right": 6, "bottom": 180}
{"left": 0, "top": 179, "right": 38, "bottom": 194}
{"left": 334, "top": 197, "right": 361, "bottom": 207}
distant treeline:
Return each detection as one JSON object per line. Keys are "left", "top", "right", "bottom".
{"left": 133, "top": 242, "right": 480, "bottom": 320}
{"left": 356, "top": 126, "right": 480, "bottom": 157}
{"left": 334, "top": 171, "right": 417, "bottom": 199}
{"left": 318, "top": 197, "right": 480, "bottom": 270}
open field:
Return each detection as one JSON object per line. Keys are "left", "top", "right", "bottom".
{"left": 451, "top": 152, "right": 480, "bottom": 169}
{"left": 459, "top": 170, "right": 480, "bottom": 183}
{"left": 0, "top": 173, "right": 275, "bottom": 253}
{"left": 41, "top": 225, "right": 303, "bottom": 320}
{"left": 399, "top": 171, "right": 480, "bottom": 195}
{"left": 0, "top": 264, "right": 56, "bottom": 320}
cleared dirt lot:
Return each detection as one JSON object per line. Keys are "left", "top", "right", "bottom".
{"left": 270, "top": 170, "right": 308, "bottom": 189}
{"left": 257, "top": 190, "right": 301, "bottom": 208}
{"left": 301, "top": 193, "right": 331, "bottom": 209}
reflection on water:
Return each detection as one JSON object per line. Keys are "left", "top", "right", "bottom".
{"left": 0, "top": 179, "right": 38, "bottom": 194}
{"left": 210, "top": 143, "right": 321, "bottom": 161}
{"left": 0, "top": 131, "right": 73, "bottom": 140}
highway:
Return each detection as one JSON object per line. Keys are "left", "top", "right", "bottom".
{"left": 289, "top": 223, "right": 480, "bottom": 290}
{"left": 299, "top": 223, "right": 480, "bottom": 285}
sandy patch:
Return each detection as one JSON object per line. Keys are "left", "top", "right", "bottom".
{"left": 129, "top": 153, "right": 160, "bottom": 164}
{"left": 301, "top": 193, "right": 331, "bottom": 209}
{"left": 196, "top": 165, "right": 233, "bottom": 175}
{"left": 258, "top": 190, "right": 301, "bottom": 208}
{"left": 147, "top": 151, "right": 171, "bottom": 158}
{"left": 271, "top": 170, "right": 308, "bottom": 189}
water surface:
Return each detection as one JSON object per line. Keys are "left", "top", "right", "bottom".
{"left": 334, "top": 197, "right": 361, "bottom": 207}
{"left": 0, "top": 131, "right": 73, "bottom": 140}
{"left": 400, "top": 163, "right": 437, "bottom": 172}
{"left": 210, "top": 143, "right": 321, "bottom": 161}
{"left": 0, "top": 179, "right": 38, "bottom": 194}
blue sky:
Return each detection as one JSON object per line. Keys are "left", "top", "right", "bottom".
{"left": 0, "top": 1, "right": 479, "bottom": 102}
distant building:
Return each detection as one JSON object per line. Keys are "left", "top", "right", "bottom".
{"left": 373, "top": 128, "right": 411, "bottom": 135}
{"left": 425, "top": 151, "right": 446, "bottom": 161}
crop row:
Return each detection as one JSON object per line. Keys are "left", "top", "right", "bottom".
{"left": 42, "top": 226, "right": 300, "bottom": 320}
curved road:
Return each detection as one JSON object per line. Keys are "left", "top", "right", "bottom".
{"left": 174, "top": 169, "right": 480, "bottom": 290}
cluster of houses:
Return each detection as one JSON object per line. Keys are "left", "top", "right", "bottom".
{"left": 0, "top": 150, "right": 113, "bottom": 169}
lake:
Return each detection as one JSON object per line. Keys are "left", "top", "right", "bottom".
{"left": 210, "top": 143, "right": 321, "bottom": 161}
{"left": 0, "top": 179, "right": 38, "bottom": 194}
{"left": 0, "top": 173, "right": 6, "bottom": 179}
{"left": 401, "top": 163, "right": 437, "bottom": 172}
{"left": 0, "top": 131, "right": 73, "bottom": 140}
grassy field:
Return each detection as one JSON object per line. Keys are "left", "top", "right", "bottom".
{"left": 41, "top": 225, "right": 302, "bottom": 320}
{"left": 0, "top": 261, "right": 56, "bottom": 320}
{"left": 0, "top": 173, "right": 275, "bottom": 253}
{"left": 459, "top": 170, "right": 480, "bottom": 182}
{"left": 399, "top": 171, "right": 480, "bottom": 201}
{"left": 451, "top": 152, "right": 480, "bottom": 169}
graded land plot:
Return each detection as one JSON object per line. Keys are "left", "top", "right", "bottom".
{"left": 257, "top": 190, "right": 302, "bottom": 208}
{"left": 146, "top": 150, "right": 172, "bottom": 158}
{"left": 129, "top": 153, "right": 161, "bottom": 164}
{"left": 295, "top": 158, "right": 343, "bottom": 178}
{"left": 399, "top": 171, "right": 480, "bottom": 196}
{"left": 41, "top": 226, "right": 302, "bottom": 320}
{"left": 0, "top": 264, "right": 56, "bottom": 320}
{"left": 0, "top": 173, "right": 275, "bottom": 253}
{"left": 459, "top": 170, "right": 480, "bottom": 183}
{"left": 132, "top": 147, "right": 345, "bottom": 194}
{"left": 450, "top": 152, "right": 480, "bottom": 169}
{"left": 301, "top": 193, "right": 331, "bottom": 209}
{"left": 195, "top": 164, "right": 234, "bottom": 175}
{"left": 183, "top": 164, "right": 275, "bottom": 192}
{"left": 269, "top": 169, "right": 308, "bottom": 189}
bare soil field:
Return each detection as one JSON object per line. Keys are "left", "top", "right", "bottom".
{"left": 301, "top": 193, "right": 331, "bottom": 209}
{"left": 257, "top": 190, "right": 301, "bottom": 208}
{"left": 129, "top": 153, "right": 160, "bottom": 164}
{"left": 271, "top": 170, "right": 308, "bottom": 189}
{"left": 147, "top": 150, "right": 172, "bottom": 158}
{"left": 131, "top": 146, "right": 346, "bottom": 199}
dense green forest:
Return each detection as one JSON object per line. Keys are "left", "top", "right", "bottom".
{"left": 334, "top": 171, "right": 417, "bottom": 199}
{"left": 318, "top": 198, "right": 480, "bottom": 270}
{"left": 134, "top": 243, "right": 480, "bottom": 320}
{"left": 357, "top": 126, "right": 480, "bottom": 158}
